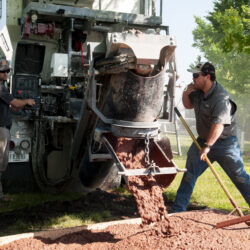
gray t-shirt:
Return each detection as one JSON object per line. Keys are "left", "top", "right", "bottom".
{"left": 0, "top": 81, "right": 14, "bottom": 128}
{"left": 189, "top": 81, "right": 237, "bottom": 140}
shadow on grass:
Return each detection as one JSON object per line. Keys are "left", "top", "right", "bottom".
{"left": 0, "top": 189, "right": 209, "bottom": 236}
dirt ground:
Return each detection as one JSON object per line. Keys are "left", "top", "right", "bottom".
{"left": 0, "top": 189, "right": 138, "bottom": 235}
{"left": 1, "top": 209, "right": 249, "bottom": 250}
{"left": 1, "top": 189, "right": 203, "bottom": 234}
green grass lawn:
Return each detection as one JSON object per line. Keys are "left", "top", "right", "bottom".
{"left": 165, "top": 134, "right": 250, "bottom": 213}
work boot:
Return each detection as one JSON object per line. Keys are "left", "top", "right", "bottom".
{"left": 167, "top": 206, "right": 176, "bottom": 214}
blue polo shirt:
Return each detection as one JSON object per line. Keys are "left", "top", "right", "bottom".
{"left": 189, "top": 81, "right": 237, "bottom": 140}
{"left": 0, "top": 81, "right": 14, "bottom": 128}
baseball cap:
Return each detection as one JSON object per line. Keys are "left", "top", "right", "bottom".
{"left": 187, "top": 62, "right": 215, "bottom": 74}
{"left": 0, "top": 58, "right": 11, "bottom": 71}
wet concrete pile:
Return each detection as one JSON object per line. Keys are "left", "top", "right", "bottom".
{"left": 1, "top": 210, "right": 249, "bottom": 250}
{"left": 114, "top": 137, "right": 174, "bottom": 236}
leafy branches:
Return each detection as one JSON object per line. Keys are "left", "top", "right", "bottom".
{"left": 192, "top": 0, "right": 250, "bottom": 132}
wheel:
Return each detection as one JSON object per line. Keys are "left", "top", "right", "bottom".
{"left": 32, "top": 121, "right": 73, "bottom": 193}
{"left": 79, "top": 150, "right": 114, "bottom": 189}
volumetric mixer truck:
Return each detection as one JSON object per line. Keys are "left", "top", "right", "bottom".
{"left": 1, "top": 0, "right": 181, "bottom": 193}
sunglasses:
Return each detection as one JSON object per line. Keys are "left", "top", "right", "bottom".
{"left": 193, "top": 73, "right": 201, "bottom": 79}
{"left": 0, "top": 69, "right": 10, "bottom": 74}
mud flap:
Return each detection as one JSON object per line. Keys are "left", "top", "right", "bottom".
{"left": 150, "top": 138, "right": 176, "bottom": 188}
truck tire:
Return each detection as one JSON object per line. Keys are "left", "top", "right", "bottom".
{"left": 32, "top": 122, "right": 73, "bottom": 193}
{"left": 99, "top": 164, "right": 122, "bottom": 190}
{"left": 79, "top": 151, "right": 114, "bottom": 189}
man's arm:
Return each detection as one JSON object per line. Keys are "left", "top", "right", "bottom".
{"left": 10, "top": 98, "right": 35, "bottom": 110}
{"left": 200, "top": 123, "right": 224, "bottom": 161}
{"left": 182, "top": 84, "right": 196, "bottom": 109}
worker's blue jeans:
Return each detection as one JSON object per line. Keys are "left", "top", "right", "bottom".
{"left": 173, "top": 136, "right": 250, "bottom": 212}
{"left": 0, "top": 128, "right": 10, "bottom": 199}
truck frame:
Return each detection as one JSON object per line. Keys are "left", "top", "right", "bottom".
{"left": 2, "top": 0, "right": 178, "bottom": 192}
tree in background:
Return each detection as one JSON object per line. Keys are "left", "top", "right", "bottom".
{"left": 192, "top": 0, "right": 250, "bottom": 145}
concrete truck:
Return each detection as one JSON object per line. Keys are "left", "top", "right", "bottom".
{"left": 1, "top": 0, "right": 181, "bottom": 193}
